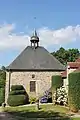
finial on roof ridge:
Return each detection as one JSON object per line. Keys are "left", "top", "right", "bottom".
{"left": 33, "top": 29, "right": 37, "bottom": 36}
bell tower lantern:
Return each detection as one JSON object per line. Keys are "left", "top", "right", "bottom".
{"left": 30, "top": 30, "right": 39, "bottom": 48}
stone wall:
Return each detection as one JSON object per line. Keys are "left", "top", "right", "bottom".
{"left": 5, "top": 71, "right": 61, "bottom": 104}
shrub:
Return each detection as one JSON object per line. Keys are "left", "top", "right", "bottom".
{"left": 7, "top": 95, "right": 28, "bottom": 106}
{"left": 9, "top": 90, "right": 26, "bottom": 95}
{"left": 29, "top": 97, "right": 36, "bottom": 104}
{"left": 0, "top": 79, "right": 5, "bottom": 88}
{"left": 51, "top": 75, "right": 63, "bottom": 104}
{"left": 56, "top": 86, "right": 68, "bottom": 106}
{"left": 0, "top": 88, "right": 5, "bottom": 106}
{"left": 8, "top": 85, "right": 29, "bottom": 106}
{"left": 11, "top": 85, "right": 24, "bottom": 91}
{"left": 68, "top": 72, "right": 80, "bottom": 112}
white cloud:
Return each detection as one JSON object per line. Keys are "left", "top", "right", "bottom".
{"left": 0, "top": 24, "right": 80, "bottom": 51}
{"left": 38, "top": 25, "right": 80, "bottom": 47}
{"left": 0, "top": 24, "right": 30, "bottom": 51}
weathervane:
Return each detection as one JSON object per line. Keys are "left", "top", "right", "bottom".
{"left": 33, "top": 16, "right": 37, "bottom": 31}
{"left": 30, "top": 16, "right": 39, "bottom": 49}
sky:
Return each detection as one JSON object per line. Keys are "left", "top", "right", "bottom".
{"left": 0, "top": 0, "right": 80, "bottom": 66}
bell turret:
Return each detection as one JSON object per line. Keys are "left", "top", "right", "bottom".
{"left": 30, "top": 30, "right": 39, "bottom": 48}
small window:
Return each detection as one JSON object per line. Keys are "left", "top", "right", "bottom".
{"left": 32, "top": 74, "right": 35, "bottom": 78}
{"left": 30, "top": 81, "right": 36, "bottom": 92}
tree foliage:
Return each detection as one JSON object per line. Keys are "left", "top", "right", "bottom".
{"left": 0, "top": 88, "right": 5, "bottom": 105}
{"left": 51, "top": 47, "right": 80, "bottom": 65}
{"left": 0, "top": 70, "right": 6, "bottom": 80}
{"left": 0, "top": 66, "right": 6, "bottom": 105}
{"left": 0, "top": 69, "right": 6, "bottom": 88}
{"left": 1, "top": 66, "right": 6, "bottom": 71}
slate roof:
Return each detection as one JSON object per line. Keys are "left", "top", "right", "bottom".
{"left": 61, "top": 58, "right": 80, "bottom": 78}
{"left": 6, "top": 46, "right": 65, "bottom": 71}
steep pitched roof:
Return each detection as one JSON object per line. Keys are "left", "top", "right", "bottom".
{"left": 61, "top": 58, "right": 80, "bottom": 78}
{"left": 6, "top": 46, "right": 65, "bottom": 71}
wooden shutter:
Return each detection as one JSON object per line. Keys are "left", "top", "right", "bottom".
{"left": 30, "top": 81, "right": 36, "bottom": 92}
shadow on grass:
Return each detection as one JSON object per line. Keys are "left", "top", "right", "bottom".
{"left": 6, "top": 110, "right": 71, "bottom": 120}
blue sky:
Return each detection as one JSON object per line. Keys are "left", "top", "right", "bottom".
{"left": 0, "top": 0, "right": 80, "bottom": 66}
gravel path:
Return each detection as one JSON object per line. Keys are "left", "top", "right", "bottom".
{"left": 0, "top": 112, "right": 14, "bottom": 120}
{"left": 70, "top": 114, "right": 80, "bottom": 118}
{"left": 0, "top": 106, "right": 80, "bottom": 120}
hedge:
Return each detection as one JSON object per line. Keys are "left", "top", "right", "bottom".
{"left": 8, "top": 85, "right": 29, "bottom": 106}
{"left": 11, "top": 85, "right": 24, "bottom": 91}
{"left": 0, "top": 88, "right": 5, "bottom": 105}
{"left": 0, "top": 79, "right": 5, "bottom": 88}
{"left": 68, "top": 72, "right": 80, "bottom": 112}
{"left": 0, "top": 71, "right": 6, "bottom": 80}
{"left": 51, "top": 75, "right": 63, "bottom": 89}
{"left": 0, "top": 70, "right": 5, "bottom": 106}
{"left": 7, "top": 95, "right": 28, "bottom": 106}
{"left": 51, "top": 75, "right": 63, "bottom": 104}
{"left": 9, "top": 90, "right": 26, "bottom": 95}
{"left": 0, "top": 71, "right": 6, "bottom": 88}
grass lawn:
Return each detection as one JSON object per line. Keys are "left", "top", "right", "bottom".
{"left": 0, "top": 104, "right": 80, "bottom": 120}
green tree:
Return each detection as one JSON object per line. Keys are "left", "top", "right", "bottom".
{"left": 1, "top": 66, "right": 6, "bottom": 71}
{"left": 51, "top": 47, "right": 80, "bottom": 65}
{"left": 67, "top": 49, "right": 80, "bottom": 62}
{"left": 0, "top": 66, "right": 6, "bottom": 105}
